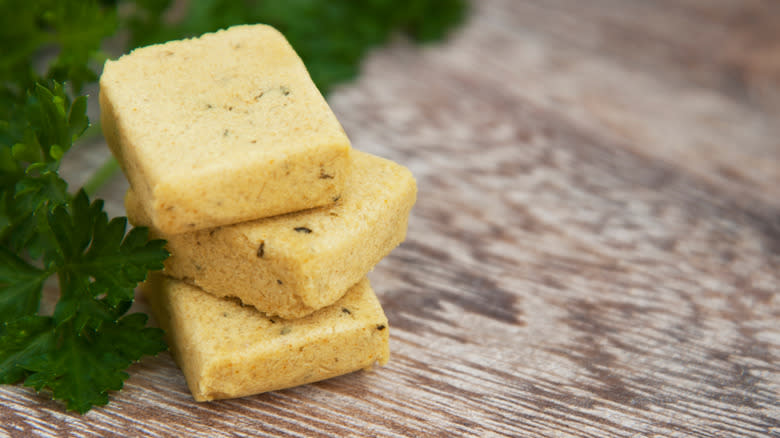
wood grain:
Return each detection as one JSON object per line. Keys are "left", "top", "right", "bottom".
{"left": 4, "top": 1, "right": 779, "bottom": 436}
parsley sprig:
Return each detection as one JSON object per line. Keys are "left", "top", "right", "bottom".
{"left": 0, "top": 80, "right": 168, "bottom": 413}
{"left": 0, "top": 188, "right": 167, "bottom": 413}
{"left": 1, "top": 0, "right": 168, "bottom": 413}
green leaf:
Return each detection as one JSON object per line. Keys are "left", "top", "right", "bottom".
{"left": 49, "top": 145, "right": 64, "bottom": 161}
{"left": 98, "top": 313, "right": 166, "bottom": 363}
{"left": 1, "top": 186, "right": 168, "bottom": 413}
{"left": 47, "top": 190, "right": 168, "bottom": 306}
{"left": 47, "top": 190, "right": 99, "bottom": 266}
{"left": 23, "top": 325, "right": 128, "bottom": 413}
{"left": 1, "top": 84, "right": 168, "bottom": 413}
{"left": 0, "top": 316, "right": 54, "bottom": 384}
{"left": 0, "top": 247, "right": 48, "bottom": 317}
{"left": 68, "top": 96, "right": 89, "bottom": 141}
{"left": 14, "top": 315, "right": 165, "bottom": 414}
{"left": 25, "top": 82, "right": 75, "bottom": 164}
{"left": 0, "top": 147, "right": 17, "bottom": 174}
{"left": 11, "top": 142, "right": 40, "bottom": 163}
{"left": 2, "top": 169, "right": 68, "bottom": 256}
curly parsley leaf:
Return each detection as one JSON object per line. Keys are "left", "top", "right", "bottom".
{"left": 0, "top": 188, "right": 168, "bottom": 413}
{"left": 22, "top": 323, "right": 129, "bottom": 414}
{"left": 0, "top": 79, "right": 167, "bottom": 415}
{"left": 0, "top": 316, "right": 54, "bottom": 385}
{"left": 47, "top": 191, "right": 168, "bottom": 328}
{"left": 0, "top": 249, "right": 47, "bottom": 318}
{"left": 1, "top": 82, "right": 83, "bottom": 257}
{"left": 3, "top": 311, "right": 164, "bottom": 414}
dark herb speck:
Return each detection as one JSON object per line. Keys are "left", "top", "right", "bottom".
{"left": 319, "top": 168, "right": 334, "bottom": 179}
{"left": 376, "top": 324, "right": 386, "bottom": 331}
{"left": 294, "top": 227, "right": 312, "bottom": 233}
{"left": 257, "top": 241, "right": 265, "bottom": 258}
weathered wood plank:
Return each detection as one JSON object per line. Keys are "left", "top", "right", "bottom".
{"left": 3, "top": 1, "right": 779, "bottom": 436}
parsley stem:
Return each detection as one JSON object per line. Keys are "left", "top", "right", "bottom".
{"left": 82, "top": 157, "right": 120, "bottom": 196}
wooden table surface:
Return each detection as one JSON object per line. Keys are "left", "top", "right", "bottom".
{"left": 2, "top": 1, "right": 779, "bottom": 436}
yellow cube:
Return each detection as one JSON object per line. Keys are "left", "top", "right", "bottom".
{"left": 143, "top": 275, "right": 389, "bottom": 401}
{"left": 126, "top": 151, "right": 417, "bottom": 319}
{"left": 100, "top": 24, "right": 351, "bottom": 234}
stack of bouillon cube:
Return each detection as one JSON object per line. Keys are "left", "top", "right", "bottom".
{"left": 99, "top": 25, "right": 416, "bottom": 401}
